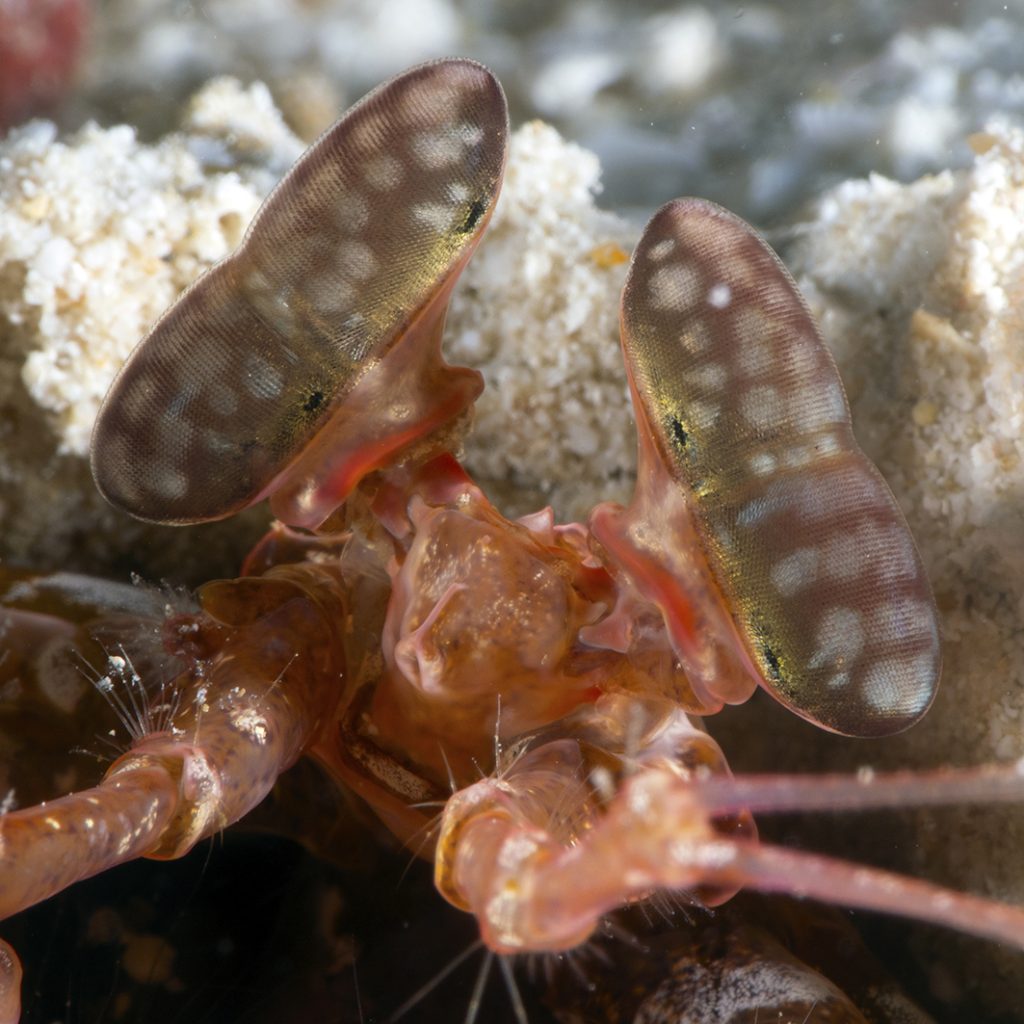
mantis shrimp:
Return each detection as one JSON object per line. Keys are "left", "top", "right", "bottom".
{"left": 2, "top": 57, "right": 1024, "bottom": 1022}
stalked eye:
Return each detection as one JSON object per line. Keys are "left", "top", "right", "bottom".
{"left": 92, "top": 58, "right": 508, "bottom": 528}
{"left": 594, "top": 198, "right": 940, "bottom": 737}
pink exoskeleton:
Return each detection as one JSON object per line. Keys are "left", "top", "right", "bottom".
{"left": 2, "top": 58, "right": 1024, "bottom": 1022}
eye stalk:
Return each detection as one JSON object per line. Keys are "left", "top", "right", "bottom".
{"left": 91, "top": 58, "right": 509, "bottom": 530}
{"left": 591, "top": 198, "right": 940, "bottom": 737}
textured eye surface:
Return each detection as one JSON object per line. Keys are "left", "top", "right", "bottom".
{"left": 92, "top": 58, "right": 507, "bottom": 525}
{"left": 620, "top": 198, "right": 940, "bottom": 736}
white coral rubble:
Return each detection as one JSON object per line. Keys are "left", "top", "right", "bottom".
{"left": 448, "top": 120, "right": 637, "bottom": 521}
{"left": 2, "top": 78, "right": 300, "bottom": 458}
{"left": 789, "top": 122, "right": 1024, "bottom": 1016}
{"left": 0, "top": 79, "right": 302, "bottom": 573}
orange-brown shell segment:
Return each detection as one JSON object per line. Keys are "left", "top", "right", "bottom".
{"left": 91, "top": 58, "right": 508, "bottom": 525}
{"left": 619, "top": 198, "right": 940, "bottom": 736}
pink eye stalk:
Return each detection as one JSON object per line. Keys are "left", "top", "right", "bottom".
{"left": 91, "top": 58, "right": 508, "bottom": 529}
{"left": 591, "top": 198, "right": 939, "bottom": 736}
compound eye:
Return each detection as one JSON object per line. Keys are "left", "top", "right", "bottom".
{"left": 620, "top": 198, "right": 940, "bottom": 736}
{"left": 91, "top": 58, "right": 508, "bottom": 525}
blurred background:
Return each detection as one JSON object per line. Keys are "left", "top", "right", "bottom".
{"left": 6, "top": 0, "right": 1024, "bottom": 225}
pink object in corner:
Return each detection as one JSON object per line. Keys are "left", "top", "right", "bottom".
{"left": 0, "top": 0, "right": 88, "bottom": 130}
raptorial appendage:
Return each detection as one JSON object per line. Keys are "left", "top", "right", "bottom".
{"left": 0, "top": 566, "right": 348, "bottom": 914}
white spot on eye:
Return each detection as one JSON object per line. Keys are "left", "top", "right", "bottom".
{"left": 147, "top": 466, "right": 188, "bottom": 501}
{"left": 689, "top": 362, "right": 728, "bottom": 392}
{"left": 813, "top": 432, "right": 843, "bottom": 457}
{"left": 808, "top": 606, "right": 865, "bottom": 671}
{"left": 334, "top": 192, "right": 370, "bottom": 232}
{"left": 824, "top": 379, "right": 848, "bottom": 415}
{"left": 736, "top": 348, "right": 777, "bottom": 387}
{"left": 872, "top": 524, "right": 921, "bottom": 584}
{"left": 791, "top": 381, "right": 847, "bottom": 434}
{"left": 456, "top": 121, "right": 485, "bottom": 147}
{"left": 781, "top": 444, "right": 814, "bottom": 469}
{"left": 713, "top": 524, "right": 735, "bottom": 553}
{"left": 276, "top": 298, "right": 301, "bottom": 334}
{"left": 909, "top": 654, "right": 938, "bottom": 709}
{"left": 869, "top": 597, "right": 936, "bottom": 644}
{"left": 748, "top": 451, "right": 777, "bottom": 477}
{"left": 341, "top": 311, "right": 367, "bottom": 335}
{"left": 679, "top": 322, "right": 712, "bottom": 353}
{"left": 363, "top": 153, "right": 405, "bottom": 191}
{"left": 336, "top": 240, "right": 378, "bottom": 281}
{"left": 647, "top": 238, "right": 676, "bottom": 262}
{"left": 647, "top": 262, "right": 702, "bottom": 313}
{"left": 165, "top": 384, "right": 198, "bottom": 422}
{"left": 412, "top": 201, "right": 455, "bottom": 232}
{"left": 446, "top": 181, "right": 471, "bottom": 203}
{"left": 244, "top": 354, "right": 285, "bottom": 400}
{"left": 411, "top": 130, "right": 466, "bottom": 169}
{"left": 707, "top": 282, "right": 732, "bottom": 309}
{"left": 826, "top": 670, "right": 850, "bottom": 691}
{"left": 207, "top": 386, "right": 239, "bottom": 417}
{"left": 822, "top": 529, "right": 863, "bottom": 583}
{"left": 736, "top": 491, "right": 789, "bottom": 528}
{"left": 740, "top": 384, "right": 783, "bottom": 430}
{"left": 790, "top": 475, "right": 838, "bottom": 527}
{"left": 825, "top": 518, "right": 917, "bottom": 588}
{"left": 860, "top": 657, "right": 919, "bottom": 713}
{"left": 203, "top": 429, "right": 234, "bottom": 456}
{"left": 241, "top": 266, "right": 272, "bottom": 296}
{"left": 781, "top": 332, "right": 824, "bottom": 379}
{"left": 307, "top": 273, "right": 356, "bottom": 315}
{"left": 334, "top": 312, "right": 374, "bottom": 361}
{"left": 733, "top": 479, "right": 794, "bottom": 528}
{"left": 769, "top": 547, "right": 819, "bottom": 596}
{"left": 689, "top": 399, "right": 720, "bottom": 430}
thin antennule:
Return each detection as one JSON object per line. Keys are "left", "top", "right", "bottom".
{"left": 675, "top": 760, "right": 1024, "bottom": 949}
{"left": 697, "top": 838, "right": 1024, "bottom": 950}
{"left": 649, "top": 763, "right": 1024, "bottom": 949}
{"left": 691, "top": 758, "right": 1024, "bottom": 817}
